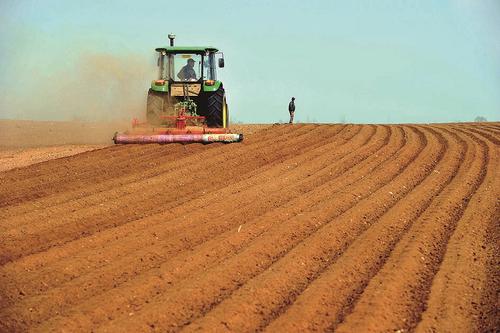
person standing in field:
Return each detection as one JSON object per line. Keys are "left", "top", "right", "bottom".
{"left": 288, "top": 97, "right": 296, "bottom": 124}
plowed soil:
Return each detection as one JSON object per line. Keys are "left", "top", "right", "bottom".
{"left": 0, "top": 123, "right": 498, "bottom": 333}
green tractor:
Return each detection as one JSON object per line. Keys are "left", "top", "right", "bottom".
{"left": 147, "top": 34, "right": 228, "bottom": 128}
{"left": 114, "top": 34, "right": 242, "bottom": 144}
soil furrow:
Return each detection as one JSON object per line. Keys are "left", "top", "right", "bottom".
{"left": 0, "top": 124, "right": 360, "bottom": 300}
{"left": 415, "top": 128, "right": 499, "bottom": 333}
{"left": 0, "top": 123, "right": 495, "bottom": 332}
{"left": 334, "top": 126, "right": 488, "bottom": 333}
{"left": 0, "top": 125, "right": 289, "bottom": 218}
{"left": 0, "top": 124, "right": 308, "bottom": 226}
{"left": 182, "top": 126, "right": 449, "bottom": 333}
{"left": 1, "top": 124, "right": 311, "bottom": 221}
{"left": 88, "top": 125, "right": 427, "bottom": 332}
{"left": 0, "top": 125, "right": 275, "bottom": 200}
{"left": 463, "top": 127, "right": 500, "bottom": 145}
{"left": 0, "top": 144, "right": 195, "bottom": 206}
{"left": 477, "top": 124, "right": 500, "bottom": 134}
{"left": 0, "top": 125, "right": 328, "bottom": 264}
{"left": 0, "top": 125, "right": 300, "bottom": 217}
{"left": 0, "top": 144, "right": 143, "bottom": 183}
{"left": 0, "top": 124, "right": 348, "bottom": 270}
{"left": 13, "top": 124, "right": 386, "bottom": 330}
{"left": 0, "top": 125, "right": 375, "bottom": 328}
{"left": 262, "top": 126, "right": 466, "bottom": 332}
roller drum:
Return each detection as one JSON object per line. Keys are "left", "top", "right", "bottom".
{"left": 113, "top": 133, "right": 243, "bottom": 144}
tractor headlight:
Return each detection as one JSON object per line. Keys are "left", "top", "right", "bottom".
{"left": 205, "top": 80, "right": 215, "bottom": 86}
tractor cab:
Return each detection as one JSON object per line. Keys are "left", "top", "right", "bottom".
{"left": 151, "top": 34, "right": 224, "bottom": 95}
{"left": 155, "top": 46, "right": 223, "bottom": 84}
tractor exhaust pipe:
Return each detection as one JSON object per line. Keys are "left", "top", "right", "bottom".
{"left": 168, "top": 33, "right": 175, "bottom": 47}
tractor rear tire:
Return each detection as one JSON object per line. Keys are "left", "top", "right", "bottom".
{"left": 146, "top": 89, "right": 165, "bottom": 125}
{"left": 206, "top": 88, "right": 225, "bottom": 128}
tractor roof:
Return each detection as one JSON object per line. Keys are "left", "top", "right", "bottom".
{"left": 155, "top": 46, "right": 219, "bottom": 53}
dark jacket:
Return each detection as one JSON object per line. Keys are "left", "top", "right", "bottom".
{"left": 177, "top": 65, "right": 197, "bottom": 80}
{"left": 288, "top": 100, "right": 295, "bottom": 112}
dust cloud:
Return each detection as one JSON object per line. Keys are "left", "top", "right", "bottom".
{"left": 42, "top": 52, "right": 152, "bottom": 123}
{"left": 0, "top": 50, "right": 156, "bottom": 147}
{"left": 69, "top": 53, "right": 151, "bottom": 122}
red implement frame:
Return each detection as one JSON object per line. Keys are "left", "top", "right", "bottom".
{"left": 130, "top": 108, "right": 228, "bottom": 135}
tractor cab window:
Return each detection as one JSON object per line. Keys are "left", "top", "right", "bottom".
{"left": 158, "top": 52, "right": 167, "bottom": 80}
{"left": 173, "top": 53, "right": 202, "bottom": 81}
{"left": 203, "top": 52, "right": 216, "bottom": 80}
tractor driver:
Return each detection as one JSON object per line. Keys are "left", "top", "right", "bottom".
{"left": 177, "top": 58, "right": 197, "bottom": 81}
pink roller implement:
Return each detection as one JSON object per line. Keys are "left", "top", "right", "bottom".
{"left": 113, "top": 133, "right": 243, "bottom": 144}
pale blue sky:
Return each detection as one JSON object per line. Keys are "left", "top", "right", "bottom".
{"left": 0, "top": 0, "right": 499, "bottom": 123}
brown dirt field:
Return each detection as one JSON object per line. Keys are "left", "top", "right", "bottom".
{"left": 0, "top": 146, "right": 107, "bottom": 172}
{"left": 0, "top": 123, "right": 498, "bottom": 333}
